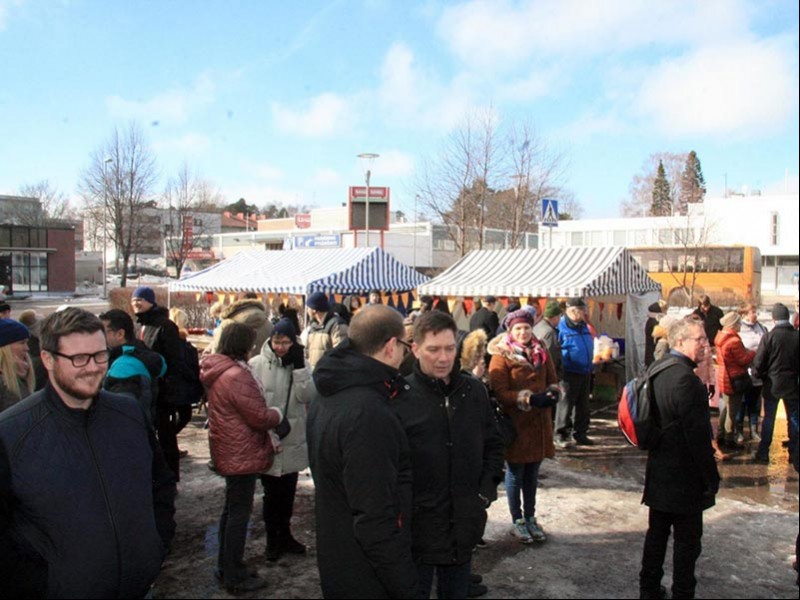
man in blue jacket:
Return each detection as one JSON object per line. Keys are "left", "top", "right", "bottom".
{"left": 556, "top": 298, "right": 595, "bottom": 447}
{"left": 0, "top": 308, "right": 176, "bottom": 598}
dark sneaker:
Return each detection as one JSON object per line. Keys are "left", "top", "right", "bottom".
{"left": 468, "top": 582, "right": 488, "bottom": 598}
{"left": 474, "top": 538, "right": 488, "bottom": 549}
{"left": 751, "top": 453, "right": 770, "bottom": 465}
{"left": 280, "top": 534, "right": 307, "bottom": 555}
{"left": 573, "top": 435, "right": 595, "bottom": 446}
{"left": 470, "top": 574, "right": 483, "bottom": 584}
{"left": 226, "top": 575, "right": 268, "bottom": 595}
{"left": 555, "top": 436, "right": 574, "bottom": 449}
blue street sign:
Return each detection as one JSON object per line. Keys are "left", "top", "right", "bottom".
{"left": 541, "top": 198, "right": 559, "bottom": 227}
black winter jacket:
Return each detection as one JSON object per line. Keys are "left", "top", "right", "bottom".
{"left": 308, "top": 340, "right": 417, "bottom": 599}
{"left": 643, "top": 353, "right": 720, "bottom": 514}
{"left": 391, "top": 363, "right": 504, "bottom": 565}
{"left": 105, "top": 340, "right": 166, "bottom": 427}
{"left": 469, "top": 307, "right": 499, "bottom": 338}
{"left": 0, "top": 385, "right": 176, "bottom": 598}
{"left": 135, "top": 305, "right": 182, "bottom": 405}
{"left": 753, "top": 322, "right": 799, "bottom": 401}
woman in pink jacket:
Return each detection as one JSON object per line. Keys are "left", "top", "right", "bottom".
{"left": 201, "top": 323, "right": 282, "bottom": 595}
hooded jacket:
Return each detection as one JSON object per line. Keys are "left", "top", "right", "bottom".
{"left": 714, "top": 329, "right": 755, "bottom": 396}
{"left": 135, "top": 305, "right": 183, "bottom": 405}
{"left": 306, "top": 312, "right": 348, "bottom": 368}
{"left": 249, "top": 339, "right": 314, "bottom": 476}
{"left": 220, "top": 299, "right": 273, "bottom": 354}
{"left": 308, "top": 340, "right": 417, "bottom": 599}
{"left": 200, "top": 354, "right": 282, "bottom": 476}
{"left": 488, "top": 334, "right": 558, "bottom": 464}
{"left": 391, "top": 361, "right": 504, "bottom": 565}
{"left": 104, "top": 340, "right": 166, "bottom": 427}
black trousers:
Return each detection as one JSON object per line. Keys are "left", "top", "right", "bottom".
{"left": 640, "top": 508, "right": 703, "bottom": 599}
{"left": 260, "top": 472, "right": 299, "bottom": 537}
{"left": 218, "top": 474, "right": 258, "bottom": 586}
{"left": 156, "top": 403, "right": 180, "bottom": 482}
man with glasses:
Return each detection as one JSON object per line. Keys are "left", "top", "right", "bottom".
{"left": 308, "top": 304, "right": 417, "bottom": 598}
{"left": 639, "top": 317, "right": 720, "bottom": 599}
{"left": 0, "top": 308, "right": 176, "bottom": 598}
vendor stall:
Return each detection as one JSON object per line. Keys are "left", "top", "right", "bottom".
{"left": 417, "top": 246, "right": 661, "bottom": 379}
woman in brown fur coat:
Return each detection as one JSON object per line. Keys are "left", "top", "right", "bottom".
{"left": 488, "top": 307, "right": 559, "bottom": 545}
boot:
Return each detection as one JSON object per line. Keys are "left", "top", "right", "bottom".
{"left": 266, "top": 532, "right": 282, "bottom": 562}
{"left": 279, "top": 530, "right": 307, "bottom": 555}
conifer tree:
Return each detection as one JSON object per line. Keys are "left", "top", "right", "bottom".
{"left": 678, "top": 150, "right": 706, "bottom": 215}
{"left": 650, "top": 160, "right": 672, "bottom": 216}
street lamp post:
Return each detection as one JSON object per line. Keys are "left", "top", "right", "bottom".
{"left": 357, "top": 153, "right": 379, "bottom": 247}
{"left": 413, "top": 194, "right": 420, "bottom": 270}
{"left": 102, "top": 158, "right": 113, "bottom": 299}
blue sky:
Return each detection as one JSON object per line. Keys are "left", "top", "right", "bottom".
{"left": 1, "top": 0, "right": 798, "bottom": 219}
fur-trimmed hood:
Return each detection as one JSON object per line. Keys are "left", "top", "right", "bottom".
{"left": 221, "top": 298, "right": 267, "bottom": 320}
{"left": 487, "top": 332, "right": 534, "bottom": 368}
{"left": 459, "top": 329, "right": 487, "bottom": 373}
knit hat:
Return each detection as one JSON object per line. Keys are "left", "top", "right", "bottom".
{"left": 771, "top": 302, "right": 790, "bottom": 322}
{"left": 0, "top": 302, "right": 10, "bottom": 314}
{"left": 543, "top": 300, "right": 563, "bottom": 318}
{"left": 719, "top": 311, "right": 741, "bottom": 329}
{"left": 306, "top": 291, "right": 329, "bottom": 312}
{"left": 483, "top": 295, "right": 497, "bottom": 304}
{"left": 503, "top": 308, "right": 535, "bottom": 330}
{"left": 0, "top": 318, "right": 29, "bottom": 348}
{"left": 567, "top": 297, "right": 587, "bottom": 309}
{"left": 272, "top": 318, "right": 297, "bottom": 342}
{"left": 132, "top": 286, "right": 156, "bottom": 305}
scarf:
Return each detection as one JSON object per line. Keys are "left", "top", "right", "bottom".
{"left": 504, "top": 332, "right": 548, "bottom": 369}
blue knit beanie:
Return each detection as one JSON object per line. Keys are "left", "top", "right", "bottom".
{"left": 273, "top": 318, "right": 297, "bottom": 342}
{"left": 132, "top": 286, "right": 156, "bottom": 305}
{"left": 306, "top": 291, "right": 329, "bottom": 312}
{"left": 0, "top": 318, "right": 30, "bottom": 348}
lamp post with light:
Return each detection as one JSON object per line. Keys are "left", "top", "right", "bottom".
{"left": 102, "top": 157, "right": 113, "bottom": 299}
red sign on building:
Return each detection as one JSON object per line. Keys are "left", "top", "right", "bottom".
{"left": 295, "top": 213, "right": 312, "bottom": 229}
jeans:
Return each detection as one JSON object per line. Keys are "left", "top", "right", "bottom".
{"left": 556, "top": 372, "right": 591, "bottom": 439}
{"left": 505, "top": 461, "right": 541, "bottom": 522}
{"left": 736, "top": 385, "right": 762, "bottom": 433}
{"left": 757, "top": 391, "right": 799, "bottom": 459}
{"left": 416, "top": 559, "right": 472, "bottom": 599}
{"left": 640, "top": 509, "right": 703, "bottom": 599}
{"left": 218, "top": 474, "right": 258, "bottom": 587}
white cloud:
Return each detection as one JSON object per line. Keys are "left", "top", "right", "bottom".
{"left": 152, "top": 132, "right": 211, "bottom": 156}
{"left": 254, "top": 164, "right": 283, "bottom": 181}
{"left": 271, "top": 93, "right": 355, "bottom": 138}
{"left": 106, "top": 74, "right": 215, "bottom": 125}
{"left": 374, "top": 149, "right": 415, "bottom": 178}
{"left": 635, "top": 38, "right": 798, "bottom": 137}
{"left": 0, "top": 0, "right": 25, "bottom": 31}
{"left": 310, "top": 168, "right": 343, "bottom": 187}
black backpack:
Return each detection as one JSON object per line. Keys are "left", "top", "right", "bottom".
{"left": 618, "top": 356, "right": 679, "bottom": 450}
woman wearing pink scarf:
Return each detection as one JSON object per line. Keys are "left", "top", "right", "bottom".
{"left": 488, "top": 307, "right": 560, "bottom": 545}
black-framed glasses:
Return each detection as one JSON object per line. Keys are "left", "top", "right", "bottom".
{"left": 47, "top": 349, "right": 110, "bottom": 367}
{"left": 396, "top": 338, "right": 413, "bottom": 354}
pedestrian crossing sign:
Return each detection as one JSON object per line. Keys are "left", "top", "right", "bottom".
{"left": 542, "top": 198, "right": 558, "bottom": 227}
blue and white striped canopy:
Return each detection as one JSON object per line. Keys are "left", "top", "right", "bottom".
{"left": 168, "top": 247, "right": 429, "bottom": 295}
{"left": 418, "top": 246, "right": 661, "bottom": 298}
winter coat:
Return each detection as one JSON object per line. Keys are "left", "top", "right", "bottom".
{"left": 135, "top": 305, "right": 183, "bottom": 405}
{"left": 488, "top": 335, "right": 558, "bottom": 464}
{"left": 557, "top": 316, "right": 594, "bottom": 376}
{"left": 469, "top": 307, "right": 499, "bottom": 339}
{"left": 308, "top": 340, "right": 417, "bottom": 599}
{"left": 739, "top": 320, "right": 768, "bottom": 385}
{"left": 104, "top": 340, "right": 166, "bottom": 427}
{"left": 695, "top": 304, "right": 725, "bottom": 348}
{"left": 220, "top": 299, "right": 273, "bottom": 354}
{"left": 643, "top": 353, "right": 720, "bottom": 514}
{"left": 200, "top": 354, "right": 282, "bottom": 476}
{"left": 0, "top": 375, "right": 32, "bottom": 413}
{"left": 391, "top": 362, "right": 504, "bottom": 566}
{"left": 753, "top": 322, "right": 799, "bottom": 401}
{"left": 0, "top": 386, "right": 176, "bottom": 598}
{"left": 644, "top": 316, "right": 659, "bottom": 368}
{"left": 533, "top": 318, "right": 563, "bottom": 379}
{"left": 306, "top": 312, "right": 348, "bottom": 368}
{"left": 714, "top": 329, "right": 756, "bottom": 395}
{"left": 459, "top": 329, "right": 487, "bottom": 374}
{"left": 249, "top": 340, "right": 314, "bottom": 476}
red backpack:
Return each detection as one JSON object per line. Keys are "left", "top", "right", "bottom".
{"left": 618, "top": 356, "right": 679, "bottom": 449}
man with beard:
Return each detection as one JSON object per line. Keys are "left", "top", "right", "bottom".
{"left": 131, "top": 286, "right": 184, "bottom": 481}
{"left": 0, "top": 308, "right": 176, "bottom": 598}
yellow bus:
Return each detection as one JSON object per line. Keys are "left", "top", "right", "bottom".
{"left": 630, "top": 246, "right": 761, "bottom": 306}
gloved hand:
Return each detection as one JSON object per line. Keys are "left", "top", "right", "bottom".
{"left": 286, "top": 343, "right": 306, "bottom": 370}
{"left": 274, "top": 417, "right": 292, "bottom": 440}
{"left": 529, "top": 384, "right": 562, "bottom": 408}
{"left": 707, "top": 385, "right": 716, "bottom": 401}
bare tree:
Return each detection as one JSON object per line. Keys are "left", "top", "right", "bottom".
{"left": 657, "top": 215, "right": 719, "bottom": 306}
{"left": 17, "top": 180, "right": 75, "bottom": 223}
{"left": 79, "top": 122, "right": 158, "bottom": 288}
{"left": 162, "top": 163, "right": 222, "bottom": 278}
{"left": 621, "top": 151, "right": 687, "bottom": 217}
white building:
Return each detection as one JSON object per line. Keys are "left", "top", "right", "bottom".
{"left": 543, "top": 192, "right": 798, "bottom": 299}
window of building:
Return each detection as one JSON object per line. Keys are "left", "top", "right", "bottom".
{"left": 193, "top": 218, "right": 203, "bottom": 227}
{"left": 570, "top": 232, "right": 584, "bottom": 246}
{"left": 0, "top": 227, "right": 9, "bottom": 247}
{"left": 770, "top": 212, "right": 779, "bottom": 245}
{"left": 613, "top": 230, "right": 626, "bottom": 246}
{"left": 589, "top": 231, "right": 604, "bottom": 246}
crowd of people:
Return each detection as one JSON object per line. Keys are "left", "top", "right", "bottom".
{"left": 0, "top": 287, "right": 797, "bottom": 599}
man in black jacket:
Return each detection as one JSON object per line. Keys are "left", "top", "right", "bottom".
{"left": 469, "top": 295, "right": 500, "bottom": 338}
{"left": 639, "top": 316, "right": 720, "bottom": 599}
{"left": 0, "top": 308, "right": 176, "bottom": 599}
{"left": 752, "top": 302, "right": 799, "bottom": 464}
{"left": 393, "top": 311, "right": 504, "bottom": 599}
{"left": 692, "top": 294, "right": 724, "bottom": 348}
{"left": 308, "top": 305, "right": 417, "bottom": 599}
{"left": 132, "top": 286, "right": 184, "bottom": 481}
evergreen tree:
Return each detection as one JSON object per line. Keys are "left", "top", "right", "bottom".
{"left": 650, "top": 160, "right": 673, "bottom": 216}
{"left": 678, "top": 150, "right": 706, "bottom": 215}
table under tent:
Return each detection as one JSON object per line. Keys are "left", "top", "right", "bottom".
{"left": 168, "top": 246, "right": 430, "bottom": 318}
{"left": 416, "top": 246, "right": 662, "bottom": 380}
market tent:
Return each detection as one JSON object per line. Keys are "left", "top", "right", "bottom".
{"left": 418, "top": 246, "right": 661, "bottom": 378}
{"left": 169, "top": 247, "right": 429, "bottom": 295}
